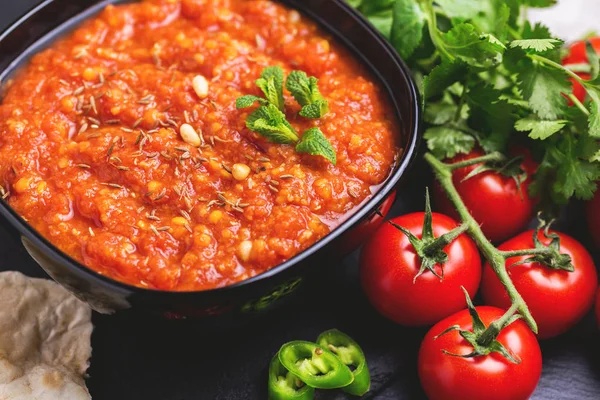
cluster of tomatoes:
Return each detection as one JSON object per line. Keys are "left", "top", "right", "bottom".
{"left": 359, "top": 147, "right": 599, "bottom": 400}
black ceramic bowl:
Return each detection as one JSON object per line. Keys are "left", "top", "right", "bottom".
{"left": 0, "top": 0, "right": 421, "bottom": 323}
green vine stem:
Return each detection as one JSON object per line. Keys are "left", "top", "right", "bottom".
{"left": 424, "top": 152, "right": 539, "bottom": 334}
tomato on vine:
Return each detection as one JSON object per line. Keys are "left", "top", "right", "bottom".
{"left": 360, "top": 190, "right": 481, "bottom": 326}
{"left": 433, "top": 149, "right": 537, "bottom": 243}
{"left": 418, "top": 292, "right": 542, "bottom": 400}
{"left": 481, "top": 221, "right": 598, "bottom": 339}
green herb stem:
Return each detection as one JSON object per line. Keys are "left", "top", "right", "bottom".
{"left": 530, "top": 54, "right": 585, "bottom": 84}
{"left": 568, "top": 94, "right": 590, "bottom": 116}
{"left": 424, "top": 152, "right": 538, "bottom": 334}
{"left": 423, "top": 0, "right": 455, "bottom": 62}
{"left": 446, "top": 152, "right": 505, "bottom": 171}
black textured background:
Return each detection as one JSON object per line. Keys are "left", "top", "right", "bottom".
{"left": 1, "top": 1, "right": 600, "bottom": 399}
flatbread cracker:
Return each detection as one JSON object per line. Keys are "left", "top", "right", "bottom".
{"left": 0, "top": 271, "right": 92, "bottom": 399}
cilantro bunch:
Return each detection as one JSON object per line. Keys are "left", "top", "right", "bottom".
{"left": 351, "top": 0, "right": 600, "bottom": 209}
{"left": 237, "top": 66, "right": 336, "bottom": 165}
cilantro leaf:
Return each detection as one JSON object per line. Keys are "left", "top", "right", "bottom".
{"left": 441, "top": 23, "right": 505, "bottom": 68}
{"left": 296, "top": 128, "right": 337, "bottom": 165}
{"left": 586, "top": 88, "right": 600, "bottom": 138}
{"left": 518, "top": 63, "right": 570, "bottom": 120}
{"left": 515, "top": 118, "right": 567, "bottom": 140}
{"left": 346, "top": 0, "right": 363, "bottom": 7}
{"left": 366, "top": 10, "right": 394, "bottom": 38}
{"left": 256, "top": 66, "right": 285, "bottom": 111}
{"left": 586, "top": 41, "right": 600, "bottom": 80}
{"left": 423, "top": 61, "right": 468, "bottom": 99}
{"left": 523, "top": 0, "right": 557, "bottom": 7}
{"left": 435, "top": 0, "right": 510, "bottom": 39}
{"left": 467, "top": 83, "right": 516, "bottom": 138}
{"left": 286, "top": 71, "right": 329, "bottom": 118}
{"left": 246, "top": 104, "right": 299, "bottom": 144}
{"left": 510, "top": 39, "right": 562, "bottom": 53}
{"left": 424, "top": 101, "right": 459, "bottom": 125}
{"left": 236, "top": 95, "right": 266, "bottom": 109}
{"left": 390, "top": 0, "right": 425, "bottom": 59}
{"left": 424, "top": 126, "right": 476, "bottom": 159}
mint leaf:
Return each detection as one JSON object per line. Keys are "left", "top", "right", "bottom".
{"left": 286, "top": 71, "right": 329, "bottom": 118}
{"left": 423, "top": 61, "right": 468, "bottom": 99}
{"left": 518, "top": 64, "right": 570, "bottom": 120}
{"left": 299, "top": 100, "right": 329, "bottom": 119}
{"left": 246, "top": 104, "right": 299, "bottom": 144}
{"left": 515, "top": 118, "right": 567, "bottom": 140}
{"left": 390, "top": 0, "right": 425, "bottom": 59}
{"left": 424, "top": 126, "right": 475, "bottom": 159}
{"left": 256, "top": 66, "right": 285, "bottom": 111}
{"left": 236, "top": 95, "right": 266, "bottom": 109}
{"left": 510, "top": 39, "right": 562, "bottom": 53}
{"left": 296, "top": 128, "right": 336, "bottom": 165}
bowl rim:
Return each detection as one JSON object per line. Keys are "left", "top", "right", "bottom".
{"left": 0, "top": 0, "right": 422, "bottom": 297}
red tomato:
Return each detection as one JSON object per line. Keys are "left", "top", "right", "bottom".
{"left": 586, "top": 189, "right": 600, "bottom": 248}
{"left": 562, "top": 37, "right": 600, "bottom": 103}
{"left": 418, "top": 306, "right": 542, "bottom": 400}
{"left": 434, "top": 149, "right": 537, "bottom": 243}
{"left": 359, "top": 212, "right": 481, "bottom": 326}
{"left": 481, "top": 230, "right": 598, "bottom": 339}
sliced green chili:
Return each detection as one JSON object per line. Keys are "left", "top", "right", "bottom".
{"left": 278, "top": 341, "right": 354, "bottom": 389}
{"left": 316, "top": 329, "right": 371, "bottom": 396}
{"left": 268, "top": 354, "right": 315, "bottom": 400}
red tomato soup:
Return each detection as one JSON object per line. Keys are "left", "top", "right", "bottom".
{"left": 0, "top": 0, "right": 399, "bottom": 291}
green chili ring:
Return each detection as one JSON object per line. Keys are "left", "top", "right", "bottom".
{"left": 268, "top": 354, "right": 315, "bottom": 400}
{"left": 316, "top": 329, "right": 371, "bottom": 396}
{"left": 278, "top": 340, "right": 354, "bottom": 389}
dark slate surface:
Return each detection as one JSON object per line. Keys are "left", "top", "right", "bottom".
{"left": 2, "top": 2, "right": 600, "bottom": 399}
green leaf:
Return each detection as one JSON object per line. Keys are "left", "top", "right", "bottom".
{"left": 518, "top": 64, "right": 570, "bottom": 120}
{"left": 286, "top": 71, "right": 329, "bottom": 118}
{"left": 365, "top": 10, "right": 394, "bottom": 38}
{"left": 441, "top": 23, "right": 504, "bottom": 68}
{"left": 510, "top": 39, "right": 562, "bottom": 53}
{"left": 296, "top": 128, "right": 336, "bottom": 165}
{"left": 523, "top": 0, "right": 556, "bottom": 7}
{"left": 299, "top": 100, "right": 329, "bottom": 119}
{"left": 515, "top": 118, "right": 567, "bottom": 140}
{"left": 236, "top": 95, "right": 266, "bottom": 109}
{"left": 424, "top": 101, "right": 458, "bottom": 125}
{"left": 423, "top": 61, "right": 468, "bottom": 99}
{"left": 586, "top": 41, "right": 600, "bottom": 80}
{"left": 389, "top": 0, "right": 425, "bottom": 59}
{"left": 467, "top": 83, "right": 516, "bottom": 137}
{"left": 424, "top": 126, "right": 476, "bottom": 159}
{"left": 346, "top": 0, "right": 363, "bottom": 7}
{"left": 256, "top": 66, "right": 285, "bottom": 111}
{"left": 587, "top": 89, "right": 600, "bottom": 138}
{"left": 246, "top": 104, "right": 299, "bottom": 144}
{"left": 434, "top": 0, "right": 511, "bottom": 39}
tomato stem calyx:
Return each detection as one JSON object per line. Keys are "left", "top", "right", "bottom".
{"left": 507, "top": 216, "right": 575, "bottom": 272}
{"left": 435, "top": 288, "right": 521, "bottom": 364}
{"left": 388, "top": 188, "right": 469, "bottom": 282}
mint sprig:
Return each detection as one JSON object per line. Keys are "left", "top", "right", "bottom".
{"left": 236, "top": 67, "right": 336, "bottom": 164}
